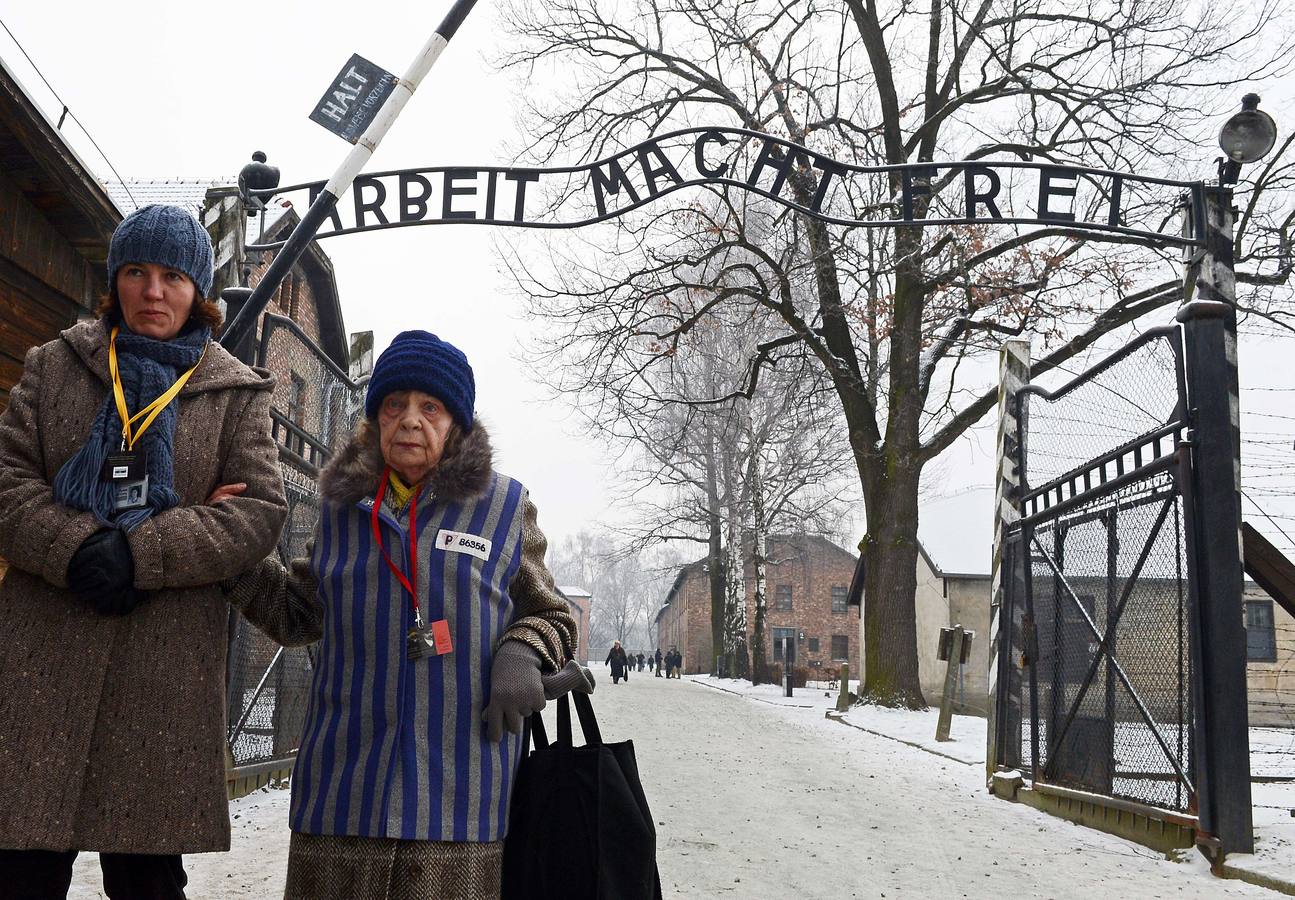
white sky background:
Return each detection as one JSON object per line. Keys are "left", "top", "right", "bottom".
{"left": 1, "top": 1, "right": 1292, "bottom": 574}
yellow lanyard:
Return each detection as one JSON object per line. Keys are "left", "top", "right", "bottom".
{"left": 108, "top": 326, "right": 206, "bottom": 451}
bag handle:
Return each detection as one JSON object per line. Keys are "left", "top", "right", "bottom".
{"left": 527, "top": 710, "right": 550, "bottom": 750}
{"left": 525, "top": 693, "right": 605, "bottom": 752}
{"left": 557, "top": 692, "right": 574, "bottom": 747}
{"left": 572, "top": 692, "right": 604, "bottom": 746}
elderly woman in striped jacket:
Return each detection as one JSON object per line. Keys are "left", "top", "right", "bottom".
{"left": 227, "top": 330, "right": 587, "bottom": 900}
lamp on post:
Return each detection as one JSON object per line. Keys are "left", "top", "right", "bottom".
{"left": 1217, "top": 94, "right": 1278, "bottom": 187}
{"left": 1179, "top": 93, "right": 1278, "bottom": 859}
{"left": 220, "top": 152, "right": 282, "bottom": 366}
{"left": 237, "top": 150, "right": 281, "bottom": 214}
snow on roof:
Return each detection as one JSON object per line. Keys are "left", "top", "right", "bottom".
{"left": 101, "top": 177, "right": 226, "bottom": 218}
{"left": 100, "top": 178, "right": 291, "bottom": 243}
{"left": 557, "top": 585, "right": 592, "bottom": 599}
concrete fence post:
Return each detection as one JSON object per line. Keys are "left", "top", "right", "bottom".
{"left": 987, "top": 339, "right": 1030, "bottom": 784}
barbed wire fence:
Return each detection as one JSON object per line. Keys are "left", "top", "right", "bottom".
{"left": 226, "top": 315, "right": 367, "bottom": 785}
{"left": 1237, "top": 383, "right": 1295, "bottom": 785}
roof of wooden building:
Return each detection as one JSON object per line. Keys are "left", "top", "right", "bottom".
{"left": 0, "top": 56, "right": 119, "bottom": 269}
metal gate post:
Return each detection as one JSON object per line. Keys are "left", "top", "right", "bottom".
{"left": 1178, "top": 184, "right": 1252, "bottom": 854}
{"left": 987, "top": 339, "right": 1030, "bottom": 783}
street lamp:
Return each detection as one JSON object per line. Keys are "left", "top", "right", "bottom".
{"left": 1217, "top": 94, "right": 1278, "bottom": 185}
{"left": 1175, "top": 90, "right": 1279, "bottom": 858}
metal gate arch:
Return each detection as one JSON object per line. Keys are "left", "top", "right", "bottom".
{"left": 991, "top": 303, "right": 1253, "bottom": 853}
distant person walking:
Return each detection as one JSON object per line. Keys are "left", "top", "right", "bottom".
{"left": 637, "top": 652, "right": 645, "bottom": 672}
{"left": 605, "top": 641, "right": 630, "bottom": 684}
{"left": 654, "top": 648, "right": 663, "bottom": 677}
{"left": 668, "top": 648, "right": 683, "bottom": 678}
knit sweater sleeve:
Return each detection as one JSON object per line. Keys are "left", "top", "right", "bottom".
{"left": 502, "top": 493, "right": 577, "bottom": 673}
{"left": 0, "top": 343, "right": 100, "bottom": 587}
{"left": 127, "top": 387, "right": 287, "bottom": 590}
{"left": 224, "top": 533, "right": 323, "bottom": 648}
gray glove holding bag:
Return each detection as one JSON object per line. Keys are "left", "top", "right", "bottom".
{"left": 482, "top": 641, "right": 596, "bottom": 742}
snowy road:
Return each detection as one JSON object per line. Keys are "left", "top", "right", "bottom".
{"left": 69, "top": 672, "right": 1274, "bottom": 898}
{"left": 625, "top": 676, "right": 1267, "bottom": 899}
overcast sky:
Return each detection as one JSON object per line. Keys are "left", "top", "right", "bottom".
{"left": 1, "top": 1, "right": 1291, "bottom": 572}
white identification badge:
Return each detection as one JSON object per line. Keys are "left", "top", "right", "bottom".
{"left": 436, "top": 529, "right": 492, "bottom": 561}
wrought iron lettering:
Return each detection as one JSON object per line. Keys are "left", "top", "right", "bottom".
{"left": 248, "top": 127, "right": 1207, "bottom": 249}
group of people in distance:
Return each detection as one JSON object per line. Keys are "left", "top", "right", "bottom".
{"left": 604, "top": 641, "right": 683, "bottom": 683}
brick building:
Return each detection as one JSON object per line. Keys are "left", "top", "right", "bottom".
{"left": 655, "top": 534, "right": 861, "bottom": 676}
{"left": 926, "top": 539, "right": 1295, "bottom": 723}
{"left": 557, "top": 585, "right": 593, "bottom": 664}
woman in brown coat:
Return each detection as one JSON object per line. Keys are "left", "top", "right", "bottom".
{"left": 0, "top": 205, "right": 288, "bottom": 899}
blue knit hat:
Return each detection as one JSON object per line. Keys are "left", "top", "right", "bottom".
{"left": 365, "top": 331, "right": 476, "bottom": 429}
{"left": 108, "top": 204, "right": 214, "bottom": 298}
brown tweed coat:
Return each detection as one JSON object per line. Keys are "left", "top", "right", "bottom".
{"left": 0, "top": 319, "right": 287, "bottom": 854}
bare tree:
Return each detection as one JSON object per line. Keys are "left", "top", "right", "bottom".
{"left": 499, "top": 0, "right": 1295, "bottom": 706}
{"left": 548, "top": 530, "right": 685, "bottom": 652}
{"left": 522, "top": 216, "right": 859, "bottom": 680}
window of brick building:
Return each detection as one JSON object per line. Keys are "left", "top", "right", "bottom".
{"left": 1246, "top": 600, "right": 1277, "bottom": 662}
{"left": 772, "top": 627, "right": 796, "bottom": 662}
{"left": 288, "top": 372, "right": 306, "bottom": 426}
{"left": 774, "top": 584, "right": 792, "bottom": 610}
{"left": 831, "top": 634, "right": 849, "bottom": 660}
{"left": 831, "top": 585, "right": 848, "bottom": 614}
{"left": 807, "top": 637, "right": 819, "bottom": 654}
{"left": 277, "top": 275, "right": 292, "bottom": 314}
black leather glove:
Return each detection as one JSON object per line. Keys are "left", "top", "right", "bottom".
{"left": 67, "top": 529, "right": 141, "bottom": 616}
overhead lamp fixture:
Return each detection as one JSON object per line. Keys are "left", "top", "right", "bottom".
{"left": 1217, "top": 94, "right": 1278, "bottom": 186}
{"left": 238, "top": 151, "right": 281, "bottom": 215}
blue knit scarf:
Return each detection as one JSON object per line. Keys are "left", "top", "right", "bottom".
{"left": 53, "top": 323, "right": 211, "bottom": 531}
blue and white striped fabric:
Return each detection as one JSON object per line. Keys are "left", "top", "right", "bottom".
{"left": 289, "top": 472, "right": 528, "bottom": 842}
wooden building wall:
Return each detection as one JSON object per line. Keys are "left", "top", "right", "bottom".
{"left": 0, "top": 166, "right": 101, "bottom": 405}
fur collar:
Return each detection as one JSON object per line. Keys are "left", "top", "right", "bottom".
{"left": 319, "top": 420, "right": 495, "bottom": 507}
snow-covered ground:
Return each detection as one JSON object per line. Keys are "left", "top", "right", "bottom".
{"left": 67, "top": 673, "right": 1285, "bottom": 898}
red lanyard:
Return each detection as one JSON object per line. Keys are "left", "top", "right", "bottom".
{"left": 371, "top": 468, "right": 424, "bottom": 626}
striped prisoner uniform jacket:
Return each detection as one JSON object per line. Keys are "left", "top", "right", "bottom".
{"left": 229, "top": 421, "right": 577, "bottom": 843}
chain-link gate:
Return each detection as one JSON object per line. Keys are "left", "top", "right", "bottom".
{"left": 1005, "top": 325, "right": 1196, "bottom": 812}
{"left": 226, "top": 314, "right": 366, "bottom": 776}
{"left": 991, "top": 306, "right": 1256, "bottom": 854}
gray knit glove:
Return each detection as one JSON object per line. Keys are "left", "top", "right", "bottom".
{"left": 542, "top": 660, "right": 596, "bottom": 700}
{"left": 483, "top": 641, "right": 547, "bottom": 742}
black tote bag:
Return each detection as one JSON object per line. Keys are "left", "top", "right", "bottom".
{"left": 502, "top": 692, "right": 663, "bottom": 900}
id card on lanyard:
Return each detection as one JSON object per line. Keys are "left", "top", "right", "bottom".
{"left": 104, "top": 326, "right": 203, "bottom": 512}
{"left": 372, "top": 468, "right": 453, "bottom": 661}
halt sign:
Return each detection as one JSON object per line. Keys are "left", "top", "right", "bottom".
{"left": 309, "top": 54, "right": 397, "bottom": 144}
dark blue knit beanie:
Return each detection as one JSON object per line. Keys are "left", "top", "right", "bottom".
{"left": 108, "top": 204, "right": 214, "bottom": 298}
{"left": 365, "top": 330, "right": 476, "bottom": 429}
